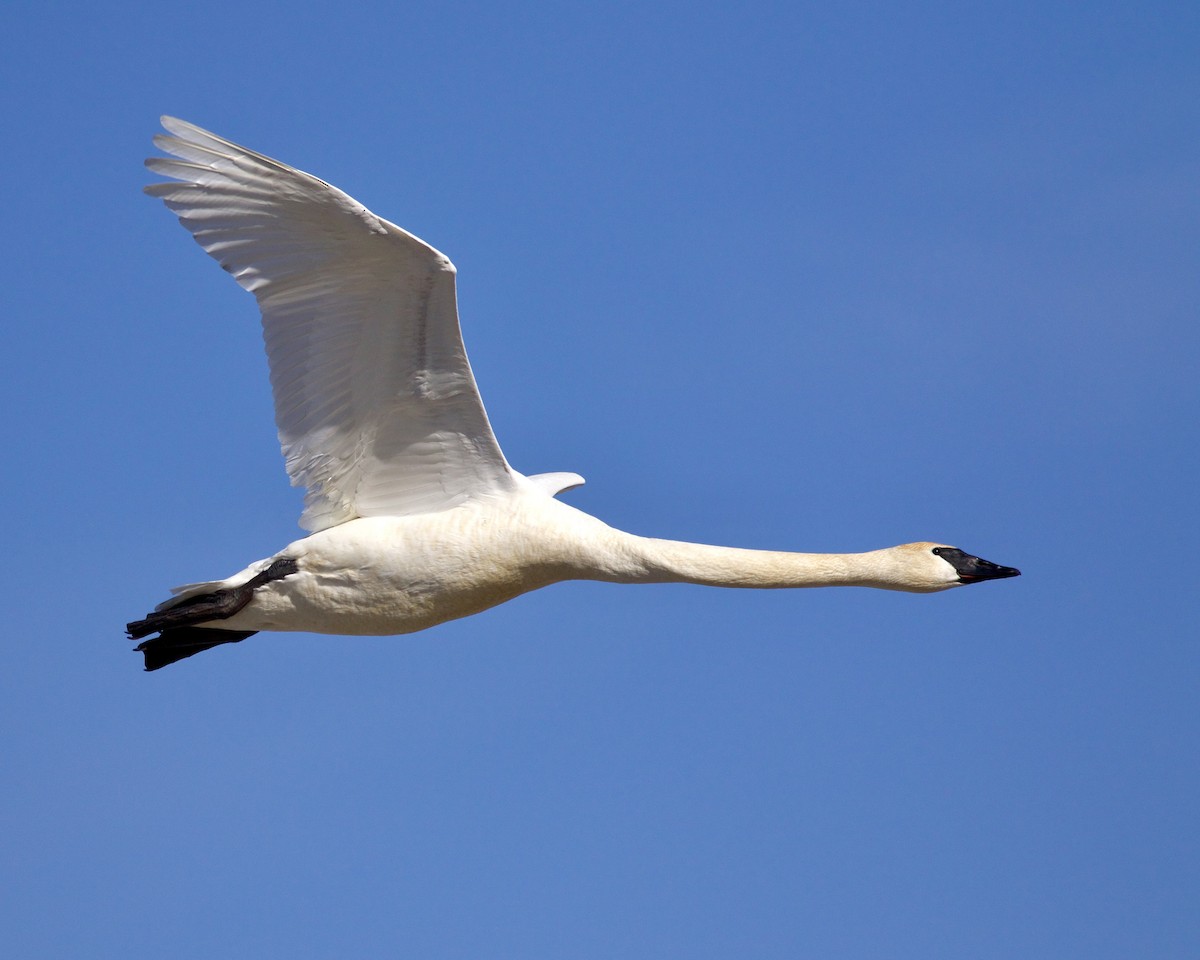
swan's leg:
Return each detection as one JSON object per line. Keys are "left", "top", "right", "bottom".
{"left": 127, "top": 557, "right": 298, "bottom": 670}
{"left": 136, "top": 627, "right": 258, "bottom": 671}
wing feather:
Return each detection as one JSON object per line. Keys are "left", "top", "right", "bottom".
{"left": 145, "top": 117, "right": 517, "bottom": 531}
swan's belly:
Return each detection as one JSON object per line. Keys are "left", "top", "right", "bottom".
{"left": 212, "top": 506, "right": 605, "bottom": 636}
{"left": 234, "top": 563, "right": 532, "bottom": 636}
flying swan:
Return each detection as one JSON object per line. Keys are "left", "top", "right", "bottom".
{"left": 128, "top": 117, "right": 1019, "bottom": 671}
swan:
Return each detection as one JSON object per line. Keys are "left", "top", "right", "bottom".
{"left": 128, "top": 117, "right": 1019, "bottom": 671}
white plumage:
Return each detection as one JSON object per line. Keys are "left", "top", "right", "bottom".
{"left": 129, "top": 118, "right": 1018, "bottom": 670}
{"left": 146, "top": 117, "right": 513, "bottom": 531}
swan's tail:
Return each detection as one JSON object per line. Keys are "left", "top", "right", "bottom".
{"left": 127, "top": 557, "right": 298, "bottom": 671}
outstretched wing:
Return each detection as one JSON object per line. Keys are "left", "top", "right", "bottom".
{"left": 145, "top": 117, "right": 517, "bottom": 531}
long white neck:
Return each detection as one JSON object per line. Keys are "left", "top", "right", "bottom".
{"left": 596, "top": 532, "right": 923, "bottom": 593}
{"left": 516, "top": 498, "right": 948, "bottom": 594}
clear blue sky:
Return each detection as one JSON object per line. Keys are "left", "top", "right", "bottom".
{"left": 3, "top": 1, "right": 1197, "bottom": 956}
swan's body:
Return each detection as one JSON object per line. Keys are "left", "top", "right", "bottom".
{"left": 129, "top": 118, "right": 1018, "bottom": 670}
{"left": 176, "top": 496, "right": 975, "bottom": 638}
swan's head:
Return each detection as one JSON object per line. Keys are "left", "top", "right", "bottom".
{"left": 883, "top": 542, "right": 1021, "bottom": 592}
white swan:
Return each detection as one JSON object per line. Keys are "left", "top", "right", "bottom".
{"left": 128, "top": 117, "right": 1019, "bottom": 671}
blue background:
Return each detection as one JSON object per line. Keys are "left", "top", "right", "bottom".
{"left": 3, "top": 1, "right": 1197, "bottom": 956}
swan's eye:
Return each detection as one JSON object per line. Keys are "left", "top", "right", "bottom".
{"left": 932, "top": 547, "right": 943, "bottom": 556}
